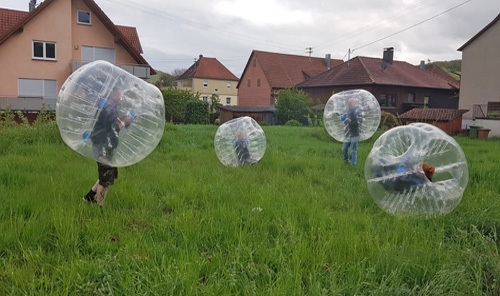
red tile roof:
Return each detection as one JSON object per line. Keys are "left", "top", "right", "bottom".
{"left": 0, "top": 8, "right": 27, "bottom": 37}
{"left": 238, "top": 50, "right": 343, "bottom": 89}
{"left": 398, "top": 108, "right": 469, "bottom": 122}
{"left": 116, "top": 25, "right": 143, "bottom": 54}
{"left": 178, "top": 56, "right": 239, "bottom": 81}
{"left": 0, "top": 0, "right": 149, "bottom": 70}
{"left": 297, "top": 56, "right": 460, "bottom": 90}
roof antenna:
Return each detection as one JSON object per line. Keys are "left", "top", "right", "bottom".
{"left": 29, "top": 0, "right": 37, "bottom": 12}
{"left": 306, "top": 47, "right": 313, "bottom": 57}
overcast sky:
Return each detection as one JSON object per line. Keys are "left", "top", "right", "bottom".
{"left": 3, "top": 0, "right": 500, "bottom": 76}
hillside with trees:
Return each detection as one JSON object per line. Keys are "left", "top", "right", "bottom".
{"left": 427, "top": 60, "right": 461, "bottom": 80}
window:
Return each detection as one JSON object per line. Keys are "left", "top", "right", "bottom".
{"left": 215, "top": 88, "right": 219, "bottom": 93}
{"left": 18, "top": 79, "right": 57, "bottom": 107}
{"left": 408, "top": 93, "right": 415, "bottom": 103}
{"left": 226, "top": 97, "right": 231, "bottom": 105}
{"left": 380, "top": 94, "right": 396, "bottom": 108}
{"left": 202, "top": 96, "right": 208, "bottom": 102}
{"left": 203, "top": 80, "right": 208, "bottom": 88}
{"left": 33, "top": 41, "right": 56, "bottom": 60}
{"left": 82, "top": 46, "right": 115, "bottom": 63}
{"left": 257, "top": 79, "right": 261, "bottom": 87}
{"left": 247, "top": 79, "right": 251, "bottom": 87}
{"left": 77, "top": 11, "right": 91, "bottom": 25}
{"left": 227, "top": 82, "right": 231, "bottom": 89}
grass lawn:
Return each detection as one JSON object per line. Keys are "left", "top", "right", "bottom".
{"left": 1, "top": 122, "right": 500, "bottom": 295}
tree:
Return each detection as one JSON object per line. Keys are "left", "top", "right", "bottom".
{"left": 162, "top": 88, "right": 199, "bottom": 123}
{"left": 209, "top": 94, "right": 220, "bottom": 112}
{"left": 148, "top": 68, "right": 187, "bottom": 89}
{"left": 275, "top": 88, "right": 312, "bottom": 125}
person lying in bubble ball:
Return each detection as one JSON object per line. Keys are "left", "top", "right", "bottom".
{"left": 373, "top": 158, "right": 435, "bottom": 193}
{"left": 82, "top": 87, "right": 133, "bottom": 206}
{"left": 233, "top": 131, "right": 259, "bottom": 165}
{"left": 340, "top": 98, "right": 362, "bottom": 165}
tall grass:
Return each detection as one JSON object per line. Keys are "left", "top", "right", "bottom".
{"left": 0, "top": 122, "right": 499, "bottom": 295}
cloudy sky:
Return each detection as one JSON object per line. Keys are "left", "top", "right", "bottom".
{"left": 3, "top": 0, "right": 500, "bottom": 76}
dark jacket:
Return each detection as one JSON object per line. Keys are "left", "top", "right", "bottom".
{"left": 90, "top": 101, "right": 120, "bottom": 149}
{"left": 345, "top": 106, "right": 361, "bottom": 138}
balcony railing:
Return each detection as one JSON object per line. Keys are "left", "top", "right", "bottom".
{"left": 71, "top": 60, "right": 151, "bottom": 79}
{"left": 0, "top": 96, "right": 56, "bottom": 112}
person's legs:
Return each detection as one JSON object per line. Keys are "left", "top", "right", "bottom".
{"left": 342, "top": 141, "right": 350, "bottom": 163}
{"left": 96, "top": 184, "right": 109, "bottom": 206}
{"left": 351, "top": 140, "right": 358, "bottom": 165}
{"left": 92, "top": 162, "right": 118, "bottom": 207}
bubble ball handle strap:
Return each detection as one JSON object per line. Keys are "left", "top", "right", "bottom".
{"left": 124, "top": 111, "right": 136, "bottom": 130}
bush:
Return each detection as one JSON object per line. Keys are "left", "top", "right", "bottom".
{"left": 379, "top": 111, "right": 400, "bottom": 130}
{"left": 162, "top": 88, "right": 200, "bottom": 123}
{"left": 258, "top": 121, "right": 269, "bottom": 126}
{"left": 285, "top": 120, "right": 303, "bottom": 127}
{"left": 275, "top": 88, "right": 311, "bottom": 124}
{"left": 185, "top": 101, "right": 209, "bottom": 124}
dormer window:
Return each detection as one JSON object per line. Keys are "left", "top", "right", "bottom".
{"left": 77, "top": 11, "right": 91, "bottom": 25}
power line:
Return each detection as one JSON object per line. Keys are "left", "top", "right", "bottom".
{"left": 351, "top": 0, "right": 473, "bottom": 53}
{"left": 314, "top": 0, "right": 452, "bottom": 51}
{"left": 100, "top": 0, "right": 304, "bottom": 52}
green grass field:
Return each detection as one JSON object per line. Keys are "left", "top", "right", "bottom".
{"left": 1, "top": 122, "right": 500, "bottom": 295}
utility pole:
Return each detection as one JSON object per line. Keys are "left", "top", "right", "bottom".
{"left": 306, "top": 47, "right": 313, "bottom": 57}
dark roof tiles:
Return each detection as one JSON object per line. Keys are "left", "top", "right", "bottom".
{"left": 297, "top": 56, "right": 459, "bottom": 90}
{"left": 240, "top": 50, "right": 343, "bottom": 89}
{"left": 398, "top": 108, "right": 469, "bottom": 121}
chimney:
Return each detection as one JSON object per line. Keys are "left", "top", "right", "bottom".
{"left": 325, "top": 54, "right": 331, "bottom": 70}
{"left": 420, "top": 60, "right": 425, "bottom": 70}
{"left": 199, "top": 54, "right": 203, "bottom": 60}
{"left": 29, "top": 0, "right": 37, "bottom": 12}
{"left": 383, "top": 47, "right": 394, "bottom": 65}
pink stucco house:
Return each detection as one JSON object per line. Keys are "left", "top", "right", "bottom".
{"left": 0, "top": 0, "right": 153, "bottom": 112}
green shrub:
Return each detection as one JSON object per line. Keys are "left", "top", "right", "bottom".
{"left": 0, "top": 105, "right": 16, "bottom": 126}
{"left": 285, "top": 119, "right": 303, "bottom": 127}
{"left": 379, "top": 111, "right": 400, "bottom": 130}
{"left": 162, "top": 88, "right": 200, "bottom": 123}
{"left": 185, "top": 100, "right": 209, "bottom": 124}
{"left": 258, "top": 121, "right": 269, "bottom": 126}
{"left": 275, "top": 88, "right": 311, "bottom": 124}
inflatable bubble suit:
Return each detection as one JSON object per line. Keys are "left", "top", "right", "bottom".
{"left": 56, "top": 60, "right": 165, "bottom": 167}
{"left": 214, "top": 116, "right": 266, "bottom": 167}
{"left": 323, "top": 89, "right": 381, "bottom": 142}
{"left": 364, "top": 123, "right": 468, "bottom": 217}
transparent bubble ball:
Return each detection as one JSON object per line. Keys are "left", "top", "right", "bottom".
{"left": 323, "top": 89, "right": 381, "bottom": 142}
{"left": 214, "top": 116, "right": 266, "bottom": 167}
{"left": 364, "top": 123, "right": 469, "bottom": 217}
{"left": 56, "top": 60, "right": 165, "bottom": 167}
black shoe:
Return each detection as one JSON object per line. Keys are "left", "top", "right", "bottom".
{"left": 83, "top": 193, "right": 97, "bottom": 203}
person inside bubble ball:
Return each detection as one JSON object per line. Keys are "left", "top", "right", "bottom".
{"left": 341, "top": 98, "right": 361, "bottom": 165}
{"left": 374, "top": 159, "right": 435, "bottom": 193}
{"left": 82, "top": 87, "right": 132, "bottom": 206}
{"left": 233, "top": 131, "right": 258, "bottom": 165}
